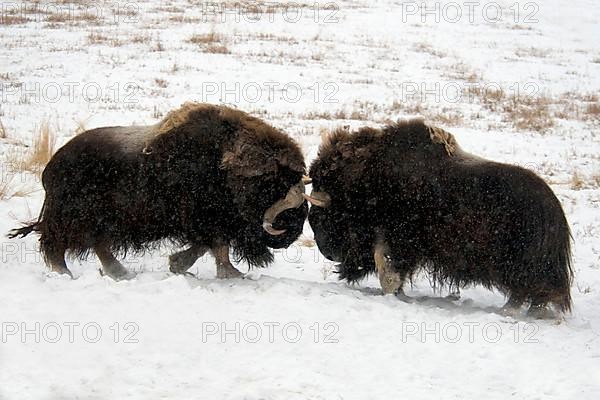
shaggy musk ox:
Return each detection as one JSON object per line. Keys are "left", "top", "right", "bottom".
{"left": 306, "top": 119, "right": 573, "bottom": 317}
{"left": 9, "top": 103, "right": 308, "bottom": 279}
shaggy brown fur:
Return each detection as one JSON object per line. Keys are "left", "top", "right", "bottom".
{"left": 9, "top": 103, "right": 308, "bottom": 278}
{"left": 308, "top": 118, "right": 573, "bottom": 316}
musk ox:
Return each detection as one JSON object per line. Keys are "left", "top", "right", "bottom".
{"left": 305, "top": 119, "right": 573, "bottom": 317}
{"left": 9, "top": 103, "right": 308, "bottom": 280}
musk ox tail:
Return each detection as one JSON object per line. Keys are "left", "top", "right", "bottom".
{"left": 7, "top": 223, "right": 39, "bottom": 239}
{"left": 524, "top": 179, "right": 573, "bottom": 314}
{"left": 541, "top": 199, "right": 573, "bottom": 313}
{"left": 8, "top": 199, "right": 46, "bottom": 239}
{"left": 7, "top": 198, "right": 48, "bottom": 242}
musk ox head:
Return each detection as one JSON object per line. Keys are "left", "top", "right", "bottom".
{"left": 220, "top": 126, "right": 306, "bottom": 237}
{"left": 306, "top": 119, "right": 459, "bottom": 273}
{"left": 306, "top": 126, "right": 378, "bottom": 265}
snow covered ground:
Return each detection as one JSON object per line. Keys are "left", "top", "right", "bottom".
{"left": 1, "top": 0, "right": 599, "bottom": 398}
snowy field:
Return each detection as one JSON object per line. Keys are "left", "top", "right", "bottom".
{"left": 1, "top": 0, "right": 599, "bottom": 398}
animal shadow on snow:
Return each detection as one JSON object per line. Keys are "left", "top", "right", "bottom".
{"left": 355, "top": 286, "right": 539, "bottom": 320}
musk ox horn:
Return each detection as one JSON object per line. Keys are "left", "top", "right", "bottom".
{"left": 302, "top": 175, "right": 312, "bottom": 185}
{"left": 302, "top": 192, "right": 331, "bottom": 208}
{"left": 262, "top": 181, "right": 306, "bottom": 235}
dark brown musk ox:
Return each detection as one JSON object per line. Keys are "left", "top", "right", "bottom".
{"left": 8, "top": 103, "right": 308, "bottom": 280}
{"left": 305, "top": 119, "right": 573, "bottom": 317}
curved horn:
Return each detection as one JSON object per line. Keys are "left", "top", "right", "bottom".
{"left": 262, "top": 181, "right": 306, "bottom": 236}
{"left": 302, "top": 175, "right": 312, "bottom": 185}
{"left": 302, "top": 192, "right": 331, "bottom": 208}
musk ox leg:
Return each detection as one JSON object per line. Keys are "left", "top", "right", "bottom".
{"left": 94, "top": 245, "right": 133, "bottom": 281}
{"left": 45, "top": 247, "right": 73, "bottom": 278}
{"left": 374, "top": 240, "right": 403, "bottom": 295}
{"left": 502, "top": 294, "right": 524, "bottom": 310}
{"left": 211, "top": 241, "right": 243, "bottom": 279}
{"left": 169, "top": 244, "right": 209, "bottom": 274}
{"left": 500, "top": 294, "right": 525, "bottom": 316}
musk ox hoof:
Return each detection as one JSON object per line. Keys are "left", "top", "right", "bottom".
{"left": 380, "top": 274, "right": 402, "bottom": 295}
{"left": 394, "top": 289, "right": 414, "bottom": 303}
{"left": 175, "top": 271, "right": 197, "bottom": 278}
{"left": 169, "top": 245, "right": 209, "bottom": 275}
{"left": 446, "top": 292, "right": 461, "bottom": 301}
{"left": 216, "top": 265, "right": 243, "bottom": 279}
{"left": 169, "top": 265, "right": 190, "bottom": 275}
{"left": 499, "top": 306, "right": 522, "bottom": 318}
{"left": 527, "top": 304, "right": 557, "bottom": 320}
{"left": 99, "top": 268, "right": 136, "bottom": 281}
{"left": 47, "top": 269, "right": 74, "bottom": 279}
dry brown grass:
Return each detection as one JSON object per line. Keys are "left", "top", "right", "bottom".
{"left": 3, "top": 146, "right": 26, "bottom": 173}
{"left": 1, "top": 121, "right": 57, "bottom": 186}
{"left": 0, "top": 15, "right": 28, "bottom": 25}
{"left": 248, "top": 33, "right": 299, "bottom": 44}
{"left": 349, "top": 110, "right": 368, "bottom": 120}
{"left": 131, "top": 33, "right": 152, "bottom": 45}
{"left": 26, "top": 121, "right": 57, "bottom": 173}
{"left": 515, "top": 47, "right": 552, "bottom": 58}
{"left": 0, "top": 173, "right": 14, "bottom": 200}
{"left": 167, "top": 14, "right": 202, "bottom": 24}
{"left": 506, "top": 95, "right": 555, "bottom": 132}
{"left": 1, "top": 146, "right": 38, "bottom": 200}
{"left": 585, "top": 103, "right": 600, "bottom": 119}
{"left": 570, "top": 171, "right": 585, "bottom": 190}
{"left": 205, "top": 44, "right": 230, "bottom": 54}
{"left": 389, "top": 100, "right": 425, "bottom": 116}
{"left": 188, "top": 32, "right": 230, "bottom": 54}
{"left": 154, "top": 78, "right": 169, "bottom": 89}
{"left": 87, "top": 31, "right": 122, "bottom": 47}
{"left": 553, "top": 92, "right": 600, "bottom": 122}
{"left": 444, "top": 63, "right": 483, "bottom": 82}
{"left": 302, "top": 111, "right": 335, "bottom": 120}
{"left": 189, "top": 32, "right": 222, "bottom": 45}
{"left": 0, "top": 177, "right": 36, "bottom": 200}
{"left": 413, "top": 42, "right": 446, "bottom": 58}
{"left": 463, "top": 81, "right": 556, "bottom": 132}
{"left": 462, "top": 85, "right": 505, "bottom": 112}
{"left": 152, "top": 37, "right": 165, "bottom": 52}
{"left": 152, "top": 5, "right": 185, "bottom": 13}
{"left": 47, "top": 11, "right": 100, "bottom": 24}
{"left": 73, "top": 117, "right": 90, "bottom": 135}
{"left": 0, "top": 117, "right": 6, "bottom": 139}
{"left": 431, "top": 111, "right": 464, "bottom": 126}
{"left": 302, "top": 110, "right": 348, "bottom": 120}
{"left": 581, "top": 93, "right": 599, "bottom": 102}
{"left": 0, "top": 1, "right": 110, "bottom": 27}
{"left": 152, "top": 105, "right": 164, "bottom": 119}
